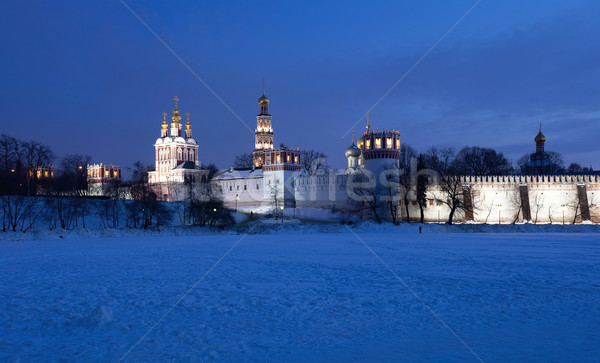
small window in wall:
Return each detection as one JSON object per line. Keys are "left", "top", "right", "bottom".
{"left": 244, "top": 185, "right": 247, "bottom": 190}
{"left": 230, "top": 186, "right": 232, "bottom": 191}
{"left": 429, "top": 199, "right": 434, "bottom": 206}
{"left": 256, "top": 184, "right": 259, "bottom": 190}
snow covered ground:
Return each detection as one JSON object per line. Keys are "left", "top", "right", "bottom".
{"left": 1, "top": 229, "right": 599, "bottom": 362}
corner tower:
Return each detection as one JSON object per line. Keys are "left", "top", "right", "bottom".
{"left": 253, "top": 79, "right": 273, "bottom": 167}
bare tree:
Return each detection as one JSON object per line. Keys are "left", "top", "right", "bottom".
{"left": 475, "top": 191, "right": 496, "bottom": 224}
{"left": 454, "top": 146, "right": 510, "bottom": 176}
{"left": 22, "top": 141, "right": 54, "bottom": 196}
{"left": 60, "top": 154, "right": 91, "bottom": 196}
{"left": 347, "top": 169, "right": 382, "bottom": 224}
{"left": 300, "top": 150, "right": 328, "bottom": 175}
{"left": 531, "top": 192, "right": 544, "bottom": 224}
{"left": 416, "top": 154, "right": 430, "bottom": 223}
{"left": 1, "top": 195, "right": 41, "bottom": 232}
{"left": 233, "top": 153, "right": 254, "bottom": 169}
{"left": 437, "top": 176, "right": 473, "bottom": 225}
{"left": 423, "top": 147, "right": 473, "bottom": 224}
{"left": 186, "top": 174, "right": 233, "bottom": 227}
{"left": 381, "top": 165, "right": 400, "bottom": 224}
{"left": 508, "top": 187, "right": 524, "bottom": 224}
{"left": 397, "top": 144, "right": 417, "bottom": 222}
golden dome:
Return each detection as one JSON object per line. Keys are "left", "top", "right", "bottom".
{"left": 161, "top": 112, "right": 168, "bottom": 129}
{"left": 534, "top": 130, "right": 546, "bottom": 143}
{"left": 172, "top": 108, "right": 181, "bottom": 123}
{"left": 258, "top": 92, "right": 269, "bottom": 105}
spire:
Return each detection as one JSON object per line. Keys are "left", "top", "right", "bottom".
{"left": 258, "top": 78, "right": 270, "bottom": 114}
{"left": 351, "top": 130, "right": 355, "bottom": 144}
{"left": 185, "top": 112, "right": 192, "bottom": 138}
{"left": 534, "top": 122, "right": 546, "bottom": 153}
{"left": 366, "top": 112, "right": 371, "bottom": 132}
{"left": 171, "top": 96, "right": 182, "bottom": 123}
{"left": 160, "top": 112, "right": 168, "bottom": 137}
{"left": 170, "top": 96, "right": 182, "bottom": 137}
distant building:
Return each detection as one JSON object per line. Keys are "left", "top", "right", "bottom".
{"left": 520, "top": 125, "right": 562, "bottom": 174}
{"left": 87, "top": 164, "right": 121, "bottom": 196}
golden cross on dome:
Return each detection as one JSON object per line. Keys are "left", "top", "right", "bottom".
{"left": 366, "top": 112, "right": 371, "bottom": 131}
{"left": 351, "top": 130, "right": 355, "bottom": 143}
{"left": 173, "top": 96, "right": 179, "bottom": 109}
{"left": 162, "top": 112, "right": 167, "bottom": 122}
{"left": 186, "top": 112, "right": 190, "bottom": 122}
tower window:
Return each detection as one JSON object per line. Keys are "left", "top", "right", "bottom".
{"left": 375, "top": 138, "right": 381, "bottom": 149}
{"left": 387, "top": 137, "right": 392, "bottom": 149}
{"left": 365, "top": 139, "right": 370, "bottom": 150}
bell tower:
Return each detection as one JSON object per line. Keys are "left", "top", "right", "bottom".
{"left": 253, "top": 78, "right": 273, "bottom": 167}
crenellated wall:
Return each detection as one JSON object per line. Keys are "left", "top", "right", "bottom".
{"left": 294, "top": 172, "right": 350, "bottom": 209}
{"left": 292, "top": 172, "right": 599, "bottom": 224}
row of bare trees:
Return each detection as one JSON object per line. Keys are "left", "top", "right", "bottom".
{"left": 346, "top": 145, "right": 513, "bottom": 224}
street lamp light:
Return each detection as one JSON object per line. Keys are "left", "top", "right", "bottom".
{"left": 235, "top": 194, "right": 239, "bottom": 212}
{"left": 280, "top": 206, "right": 284, "bottom": 223}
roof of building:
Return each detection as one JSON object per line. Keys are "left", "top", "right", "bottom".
{"left": 213, "top": 167, "right": 264, "bottom": 180}
{"left": 345, "top": 143, "right": 361, "bottom": 157}
{"left": 173, "top": 161, "right": 202, "bottom": 170}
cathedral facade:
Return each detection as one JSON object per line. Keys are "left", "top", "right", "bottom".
{"left": 147, "top": 97, "right": 204, "bottom": 200}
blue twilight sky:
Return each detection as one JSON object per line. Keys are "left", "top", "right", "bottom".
{"left": 1, "top": 0, "right": 599, "bottom": 174}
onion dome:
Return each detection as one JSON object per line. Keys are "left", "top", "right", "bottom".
{"left": 161, "top": 112, "right": 168, "bottom": 129}
{"left": 185, "top": 112, "right": 191, "bottom": 130}
{"left": 171, "top": 96, "right": 182, "bottom": 123}
{"left": 345, "top": 143, "right": 361, "bottom": 157}
{"left": 534, "top": 130, "right": 546, "bottom": 143}
{"left": 258, "top": 92, "right": 269, "bottom": 105}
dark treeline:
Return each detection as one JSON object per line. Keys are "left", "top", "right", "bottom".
{"left": 0, "top": 134, "right": 227, "bottom": 232}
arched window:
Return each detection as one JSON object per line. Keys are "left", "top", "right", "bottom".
{"left": 190, "top": 150, "right": 194, "bottom": 162}
{"left": 177, "top": 148, "right": 182, "bottom": 160}
{"left": 184, "top": 149, "right": 189, "bottom": 161}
